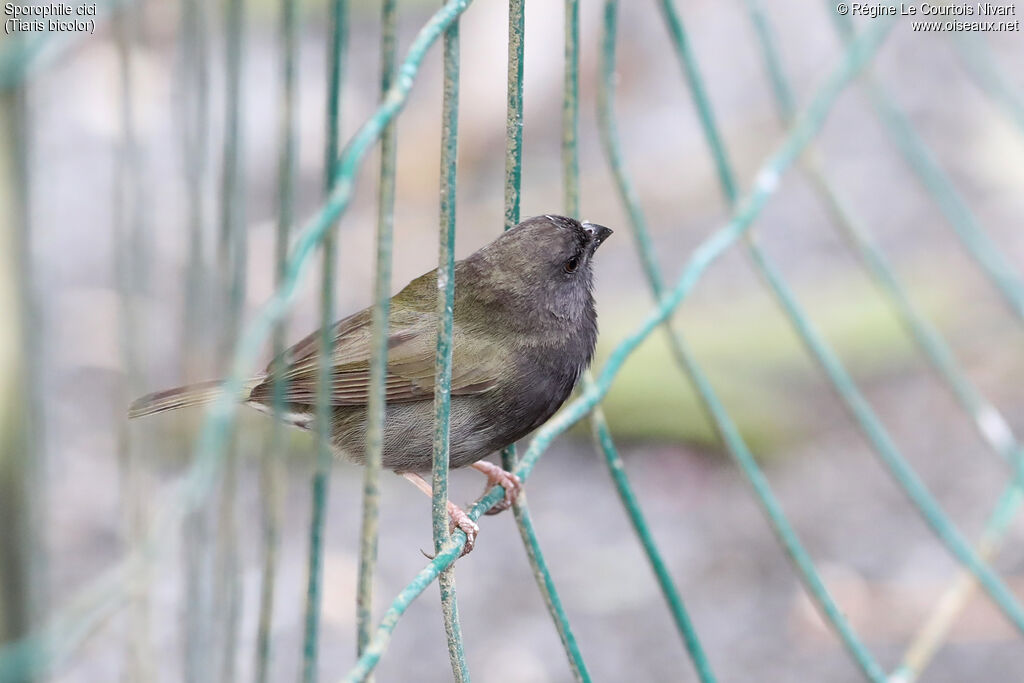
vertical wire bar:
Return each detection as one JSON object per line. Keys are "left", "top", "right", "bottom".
{"left": 216, "top": 0, "right": 247, "bottom": 678}
{"left": 0, "top": 48, "right": 44, "bottom": 683}
{"left": 549, "top": 8, "right": 597, "bottom": 683}
{"left": 300, "top": 135, "right": 336, "bottom": 683}
{"left": 502, "top": 0, "right": 525, "bottom": 235}
{"left": 0, "top": 22, "right": 47, "bottom": 92}
{"left": 301, "top": 0, "right": 349, "bottom": 677}
{"left": 433, "top": 10, "right": 469, "bottom": 679}
{"left": 742, "top": 3, "right": 1024, "bottom": 678}
{"left": 662, "top": 0, "right": 1024, "bottom": 638}
{"left": 828, "top": 9, "right": 1024, "bottom": 321}
{"left": 179, "top": 0, "right": 214, "bottom": 678}
{"left": 219, "top": 0, "right": 247, "bottom": 340}
{"left": 357, "top": 0, "right": 398, "bottom": 662}
{"left": 255, "top": 0, "right": 302, "bottom": 679}
{"left": 656, "top": 0, "right": 737, "bottom": 201}
{"left": 740, "top": 0, "right": 797, "bottom": 122}
{"left": 599, "top": 2, "right": 885, "bottom": 679}
{"left": 559, "top": 0, "right": 658, "bottom": 678}
{"left": 499, "top": 1, "right": 592, "bottom": 678}
{"left": 499, "top": 0, "right": 525, "bottom": 504}
{"left": 561, "top": 0, "right": 579, "bottom": 220}
{"left": 113, "top": 3, "right": 155, "bottom": 680}
{"left": 580, "top": 3, "right": 714, "bottom": 678}
{"left": 953, "top": 33, "right": 1024, "bottom": 135}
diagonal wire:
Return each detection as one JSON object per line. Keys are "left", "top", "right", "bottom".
{"left": 742, "top": 3, "right": 1024, "bottom": 679}
{"left": 895, "top": 30, "right": 1024, "bottom": 683}
{"left": 953, "top": 32, "right": 1024, "bottom": 135}
{"left": 601, "top": 1, "right": 880, "bottom": 678}
{"left": 828, "top": 8, "right": 1024, "bottom": 321}
{"left": 255, "top": 0, "right": 304, "bottom": 678}
{"left": 662, "top": 0, "right": 1024, "bottom": 643}
{"left": 891, "top": 483, "right": 1023, "bottom": 683}
{"left": 588, "top": 2, "right": 715, "bottom": 680}
{"left": 507, "top": 497, "right": 589, "bottom": 682}
{"left": 434, "top": 5, "right": 470, "bottom": 680}
{"left": 357, "top": 0, "right": 398, "bottom": 664}
{"left": 300, "top": 0, "right": 350, "bottom": 677}
{"left": 339, "top": 21, "right": 894, "bottom": 681}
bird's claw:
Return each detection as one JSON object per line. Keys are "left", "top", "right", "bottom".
{"left": 419, "top": 504, "right": 479, "bottom": 559}
{"left": 448, "top": 503, "right": 479, "bottom": 557}
{"left": 483, "top": 468, "right": 522, "bottom": 516}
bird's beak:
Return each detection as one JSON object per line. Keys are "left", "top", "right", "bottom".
{"left": 582, "top": 222, "right": 613, "bottom": 248}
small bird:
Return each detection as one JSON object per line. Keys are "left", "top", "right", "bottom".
{"left": 130, "top": 214, "right": 612, "bottom": 554}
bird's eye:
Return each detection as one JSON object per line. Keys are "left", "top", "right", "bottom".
{"left": 563, "top": 256, "right": 580, "bottom": 273}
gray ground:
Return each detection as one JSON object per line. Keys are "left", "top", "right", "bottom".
{"left": 15, "top": 0, "right": 1024, "bottom": 681}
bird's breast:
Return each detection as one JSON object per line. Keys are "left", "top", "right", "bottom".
{"left": 476, "top": 350, "right": 584, "bottom": 450}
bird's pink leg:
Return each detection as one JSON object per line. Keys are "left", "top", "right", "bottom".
{"left": 399, "top": 472, "right": 479, "bottom": 556}
{"left": 470, "top": 460, "right": 523, "bottom": 515}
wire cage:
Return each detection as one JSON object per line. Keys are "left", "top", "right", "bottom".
{"left": 2, "top": 0, "right": 1024, "bottom": 681}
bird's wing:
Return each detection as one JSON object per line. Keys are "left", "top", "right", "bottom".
{"left": 251, "top": 306, "right": 502, "bottom": 406}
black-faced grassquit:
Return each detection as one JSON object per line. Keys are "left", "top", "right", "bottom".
{"left": 130, "top": 214, "right": 612, "bottom": 552}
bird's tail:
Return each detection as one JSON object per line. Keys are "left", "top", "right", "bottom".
{"left": 128, "top": 377, "right": 264, "bottom": 419}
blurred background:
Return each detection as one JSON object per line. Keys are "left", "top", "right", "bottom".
{"left": 2, "top": 0, "right": 1024, "bottom": 681}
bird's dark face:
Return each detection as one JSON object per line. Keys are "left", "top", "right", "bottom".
{"left": 526, "top": 214, "right": 613, "bottom": 285}
{"left": 465, "top": 215, "right": 612, "bottom": 330}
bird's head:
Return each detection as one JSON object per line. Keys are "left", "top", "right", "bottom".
{"left": 465, "top": 214, "right": 613, "bottom": 328}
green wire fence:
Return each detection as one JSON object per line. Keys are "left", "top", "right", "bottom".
{"left": 1, "top": 1, "right": 1023, "bottom": 681}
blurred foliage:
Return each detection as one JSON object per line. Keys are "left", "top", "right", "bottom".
{"left": 591, "top": 266, "right": 963, "bottom": 454}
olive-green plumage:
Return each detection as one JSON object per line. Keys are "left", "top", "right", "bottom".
{"left": 130, "top": 215, "right": 612, "bottom": 473}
